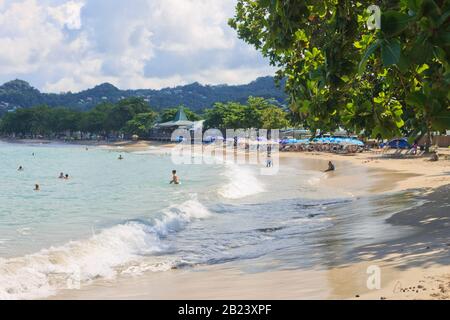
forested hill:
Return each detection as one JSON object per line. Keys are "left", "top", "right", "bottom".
{"left": 0, "top": 76, "right": 287, "bottom": 114}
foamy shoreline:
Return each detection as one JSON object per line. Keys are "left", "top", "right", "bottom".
{"left": 48, "top": 142, "right": 449, "bottom": 300}
{"left": 2, "top": 139, "right": 449, "bottom": 300}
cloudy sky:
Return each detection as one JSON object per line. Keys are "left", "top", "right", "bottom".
{"left": 0, "top": 0, "right": 275, "bottom": 92}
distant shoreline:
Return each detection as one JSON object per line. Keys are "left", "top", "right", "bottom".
{"left": 2, "top": 137, "right": 448, "bottom": 192}
{"left": 3, "top": 137, "right": 449, "bottom": 300}
{"left": 48, "top": 147, "right": 449, "bottom": 300}
{"left": 0, "top": 138, "right": 175, "bottom": 151}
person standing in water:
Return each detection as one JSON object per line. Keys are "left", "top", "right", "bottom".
{"left": 34, "top": 184, "right": 40, "bottom": 191}
{"left": 325, "top": 161, "right": 335, "bottom": 172}
{"left": 118, "top": 155, "right": 124, "bottom": 160}
{"left": 59, "top": 172, "right": 65, "bottom": 179}
{"left": 170, "top": 170, "right": 180, "bottom": 184}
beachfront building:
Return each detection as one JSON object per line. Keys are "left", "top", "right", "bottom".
{"left": 149, "top": 107, "right": 198, "bottom": 141}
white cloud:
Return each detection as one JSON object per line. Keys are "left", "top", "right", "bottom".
{"left": 48, "top": 0, "right": 84, "bottom": 30}
{"left": 0, "top": 0, "right": 274, "bottom": 92}
{"left": 0, "top": 0, "right": 63, "bottom": 73}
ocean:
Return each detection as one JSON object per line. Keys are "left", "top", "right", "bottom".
{"left": 0, "top": 141, "right": 419, "bottom": 299}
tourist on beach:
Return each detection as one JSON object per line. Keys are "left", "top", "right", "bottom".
{"left": 18, "top": 166, "right": 24, "bottom": 171}
{"left": 266, "top": 155, "right": 273, "bottom": 168}
{"left": 325, "top": 161, "right": 335, "bottom": 172}
{"left": 430, "top": 152, "right": 439, "bottom": 162}
{"left": 59, "top": 172, "right": 65, "bottom": 179}
{"left": 411, "top": 141, "right": 418, "bottom": 155}
{"left": 34, "top": 184, "right": 40, "bottom": 191}
{"left": 170, "top": 170, "right": 180, "bottom": 185}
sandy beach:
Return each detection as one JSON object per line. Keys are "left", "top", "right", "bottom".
{"left": 45, "top": 141, "right": 450, "bottom": 300}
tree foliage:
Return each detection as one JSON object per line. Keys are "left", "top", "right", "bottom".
{"left": 204, "top": 97, "right": 290, "bottom": 130}
{"left": 160, "top": 107, "right": 202, "bottom": 123}
{"left": 0, "top": 77, "right": 287, "bottom": 114}
{"left": 229, "top": 0, "right": 450, "bottom": 141}
{"left": 0, "top": 98, "right": 157, "bottom": 137}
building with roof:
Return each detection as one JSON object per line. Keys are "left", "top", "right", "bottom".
{"left": 149, "top": 107, "right": 198, "bottom": 141}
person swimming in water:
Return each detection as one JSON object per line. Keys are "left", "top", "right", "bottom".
{"left": 59, "top": 172, "right": 65, "bottom": 179}
{"left": 118, "top": 155, "right": 124, "bottom": 160}
{"left": 170, "top": 170, "right": 180, "bottom": 185}
{"left": 64, "top": 174, "right": 69, "bottom": 180}
{"left": 34, "top": 184, "right": 40, "bottom": 191}
{"left": 324, "top": 161, "right": 335, "bottom": 172}
{"left": 18, "top": 166, "right": 24, "bottom": 171}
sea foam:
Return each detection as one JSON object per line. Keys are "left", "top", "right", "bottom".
{"left": 218, "top": 163, "right": 265, "bottom": 200}
{"left": 0, "top": 199, "right": 210, "bottom": 300}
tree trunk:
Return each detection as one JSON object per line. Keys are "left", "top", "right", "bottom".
{"left": 425, "top": 116, "right": 432, "bottom": 153}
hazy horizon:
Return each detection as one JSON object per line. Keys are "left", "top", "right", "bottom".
{"left": 0, "top": 75, "right": 278, "bottom": 95}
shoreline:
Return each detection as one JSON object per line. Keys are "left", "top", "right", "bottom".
{"left": 2, "top": 138, "right": 449, "bottom": 300}
{"left": 51, "top": 185, "right": 449, "bottom": 300}
{"left": 52, "top": 143, "right": 449, "bottom": 300}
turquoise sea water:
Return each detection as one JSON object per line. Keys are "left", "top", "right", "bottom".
{"left": 0, "top": 141, "right": 419, "bottom": 299}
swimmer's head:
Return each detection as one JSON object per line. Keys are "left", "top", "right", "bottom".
{"left": 172, "top": 170, "right": 177, "bottom": 175}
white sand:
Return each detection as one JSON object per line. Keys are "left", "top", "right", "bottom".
{"left": 51, "top": 145, "right": 450, "bottom": 300}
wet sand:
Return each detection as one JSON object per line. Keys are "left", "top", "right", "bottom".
{"left": 52, "top": 185, "right": 449, "bottom": 300}
{"left": 49, "top": 143, "right": 449, "bottom": 300}
{"left": 8, "top": 139, "right": 447, "bottom": 299}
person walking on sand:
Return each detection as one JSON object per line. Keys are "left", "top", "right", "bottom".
{"left": 170, "top": 170, "right": 180, "bottom": 185}
{"left": 266, "top": 155, "right": 273, "bottom": 168}
{"left": 324, "top": 161, "right": 335, "bottom": 172}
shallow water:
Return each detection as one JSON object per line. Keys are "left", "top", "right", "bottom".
{"left": 0, "top": 142, "right": 419, "bottom": 299}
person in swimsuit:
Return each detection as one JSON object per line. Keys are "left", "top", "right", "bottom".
{"left": 170, "top": 170, "right": 180, "bottom": 184}
{"left": 325, "top": 161, "right": 335, "bottom": 172}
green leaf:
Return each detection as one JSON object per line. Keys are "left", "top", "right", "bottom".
{"left": 437, "top": 10, "right": 450, "bottom": 27}
{"left": 407, "top": 0, "right": 423, "bottom": 13}
{"left": 381, "top": 39, "right": 401, "bottom": 66}
{"left": 409, "top": 38, "right": 432, "bottom": 64}
{"left": 397, "top": 53, "right": 411, "bottom": 72}
{"left": 434, "top": 30, "right": 450, "bottom": 47}
{"left": 416, "top": 64, "right": 429, "bottom": 74}
{"left": 406, "top": 92, "right": 427, "bottom": 107}
{"left": 381, "top": 11, "right": 413, "bottom": 37}
{"left": 358, "top": 40, "right": 381, "bottom": 74}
